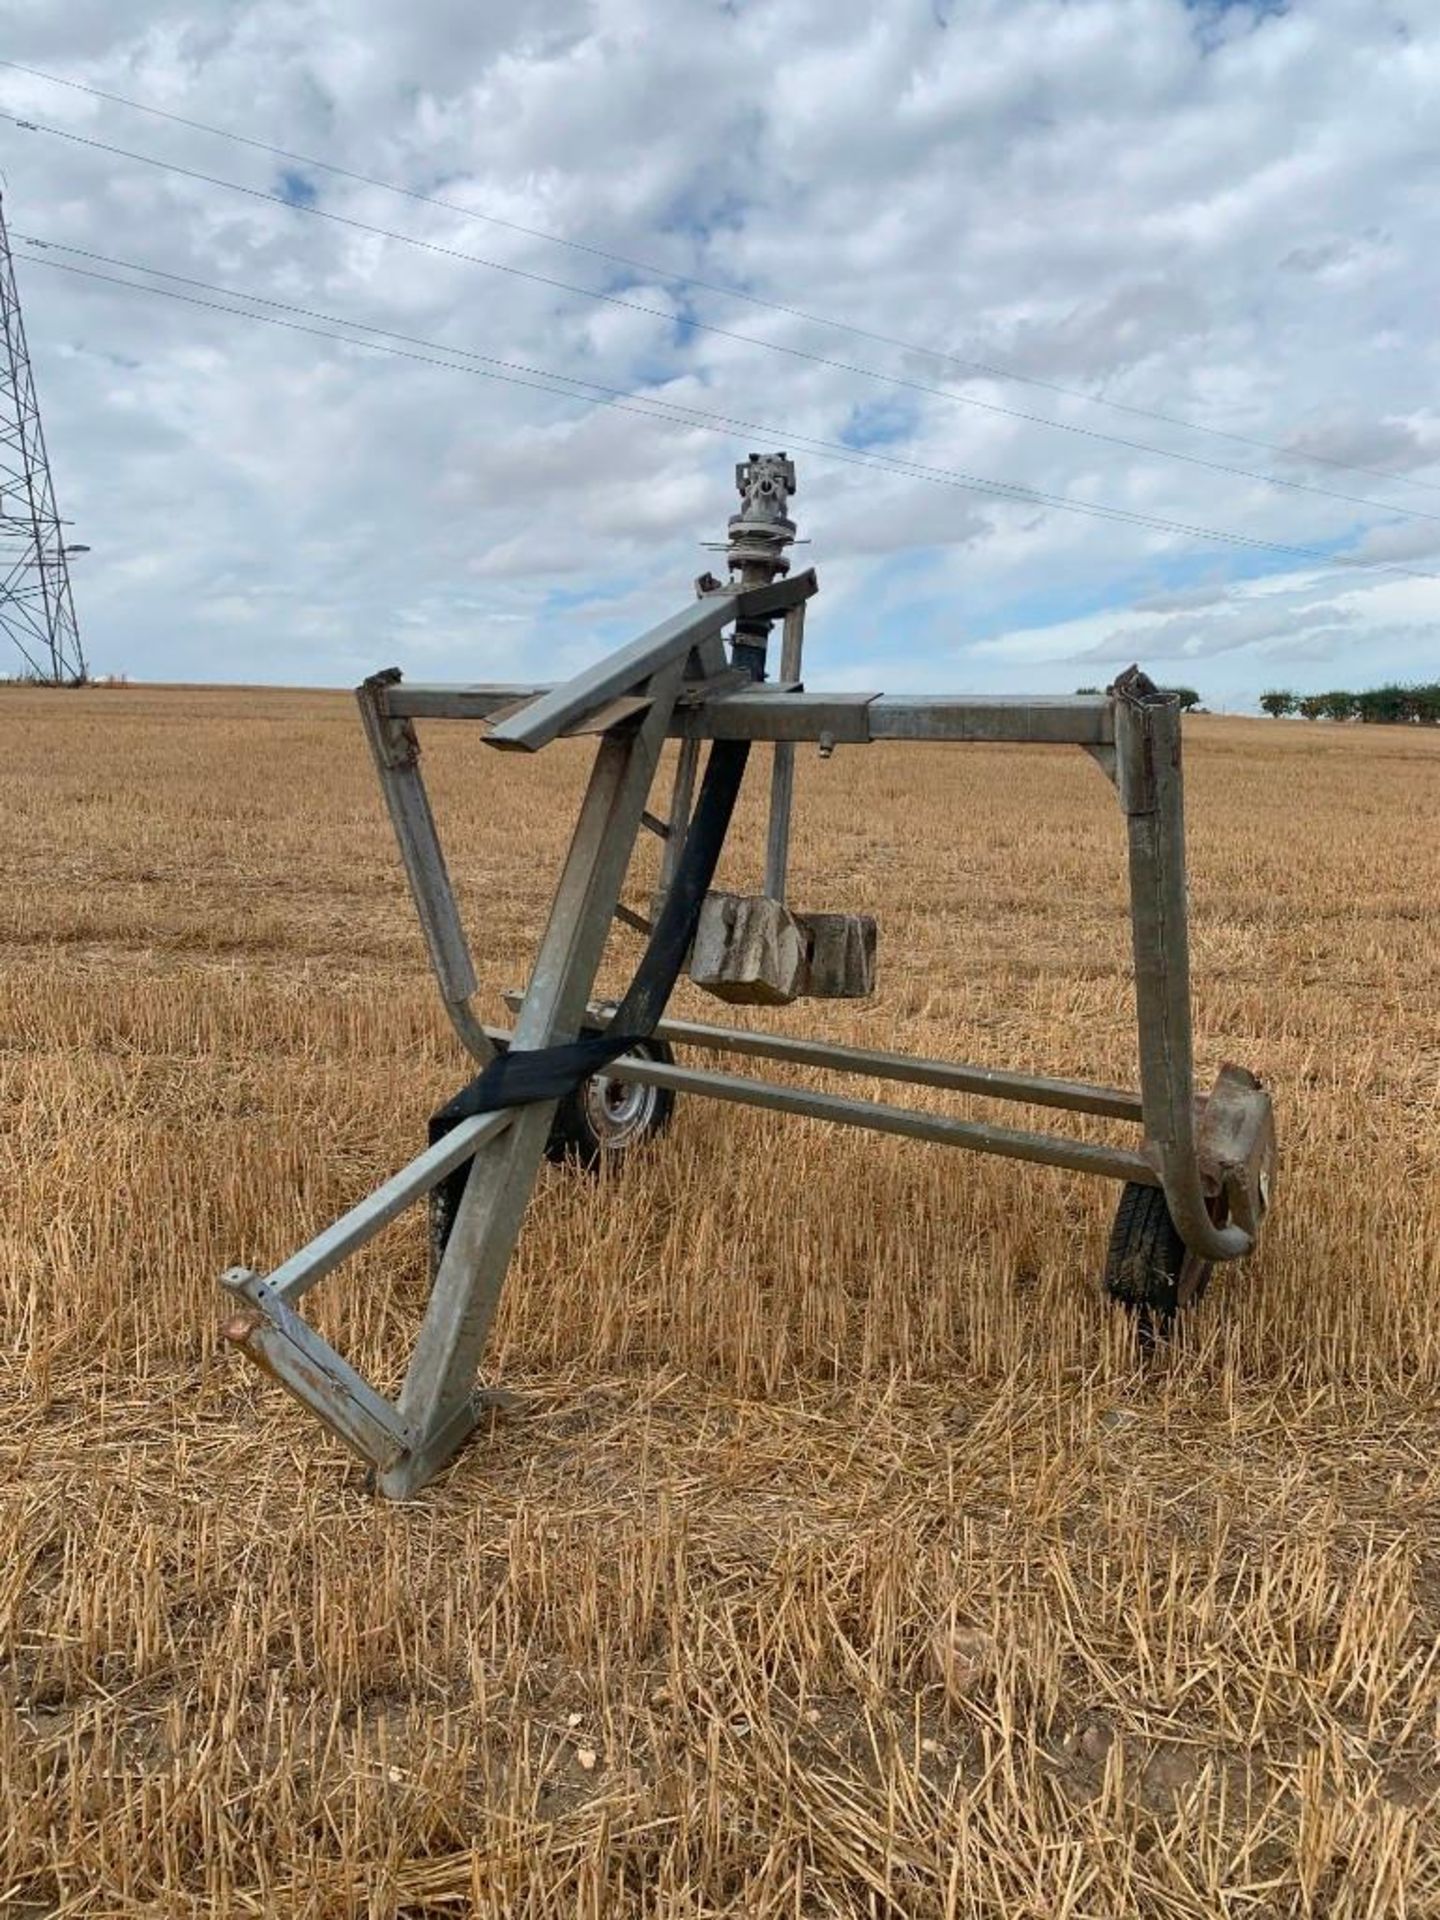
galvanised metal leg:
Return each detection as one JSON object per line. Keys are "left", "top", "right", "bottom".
{"left": 657, "top": 735, "right": 700, "bottom": 902}
{"left": 1113, "top": 670, "right": 1251, "bottom": 1263}
{"left": 357, "top": 668, "right": 494, "bottom": 1065}
{"left": 763, "top": 600, "right": 806, "bottom": 901}
{"left": 380, "top": 663, "right": 687, "bottom": 1497}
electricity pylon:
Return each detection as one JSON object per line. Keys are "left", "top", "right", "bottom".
{"left": 0, "top": 192, "right": 86, "bottom": 684}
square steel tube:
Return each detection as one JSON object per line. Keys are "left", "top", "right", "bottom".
{"left": 867, "top": 696, "right": 1113, "bottom": 745}
{"left": 381, "top": 684, "right": 1115, "bottom": 748}
{"left": 383, "top": 683, "right": 552, "bottom": 721}
{"left": 1114, "top": 679, "right": 1252, "bottom": 1262}
{"left": 382, "top": 664, "right": 687, "bottom": 1497}
{"left": 484, "top": 572, "right": 816, "bottom": 752}
{"left": 225, "top": 1109, "right": 515, "bottom": 1306}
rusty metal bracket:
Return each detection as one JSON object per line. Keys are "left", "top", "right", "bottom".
{"left": 1197, "top": 1064, "right": 1277, "bottom": 1239}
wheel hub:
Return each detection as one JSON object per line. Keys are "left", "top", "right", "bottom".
{"left": 582, "top": 1070, "right": 657, "bottom": 1147}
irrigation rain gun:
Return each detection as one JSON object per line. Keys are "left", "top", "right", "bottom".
{"left": 221, "top": 454, "right": 1278, "bottom": 1499}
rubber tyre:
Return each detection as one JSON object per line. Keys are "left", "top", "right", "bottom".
{"left": 545, "top": 1037, "right": 677, "bottom": 1172}
{"left": 1103, "top": 1181, "right": 1219, "bottom": 1334}
{"left": 428, "top": 1039, "right": 678, "bottom": 1276}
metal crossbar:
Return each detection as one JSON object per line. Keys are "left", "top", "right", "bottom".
{"left": 380, "top": 681, "right": 1118, "bottom": 747}
{"left": 497, "top": 999, "right": 1146, "bottom": 1122}
{"left": 480, "top": 1031, "right": 1156, "bottom": 1183}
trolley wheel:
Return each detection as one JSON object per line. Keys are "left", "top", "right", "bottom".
{"left": 428, "top": 1039, "right": 678, "bottom": 1277}
{"left": 546, "top": 1037, "right": 677, "bottom": 1172}
{"left": 1103, "top": 1181, "right": 1226, "bottom": 1333}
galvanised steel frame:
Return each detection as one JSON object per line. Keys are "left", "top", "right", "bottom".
{"left": 221, "top": 456, "right": 1275, "bottom": 1499}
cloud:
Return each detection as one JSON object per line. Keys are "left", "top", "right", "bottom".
{"left": 1, "top": 0, "right": 1439, "bottom": 703}
{"left": 1339, "top": 518, "right": 1440, "bottom": 565}
{"left": 974, "top": 558, "right": 1440, "bottom": 709}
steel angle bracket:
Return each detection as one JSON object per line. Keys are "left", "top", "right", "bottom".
{"left": 222, "top": 1268, "right": 517, "bottom": 1477}
{"left": 222, "top": 1270, "right": 412, "bottom": 1471}
{"left": 217, "top": 1107, "right": 520, "bottom": 1473}
{"left": 486, "top": 570, "right": 817, "bottom": 753}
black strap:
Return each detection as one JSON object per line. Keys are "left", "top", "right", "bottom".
{"left": 430, "top": 738, "right": 749, "bottom": 1144}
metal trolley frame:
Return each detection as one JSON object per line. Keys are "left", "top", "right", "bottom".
{"left": 221, "top": 456, "right": 1276, "bottom": 1499}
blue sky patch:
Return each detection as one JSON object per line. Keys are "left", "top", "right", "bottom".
{"left": 839, "top": 395, "right": 921, "bottom": 454}
{"left": 276, "top": 169, "right": 318, "bottom": 208}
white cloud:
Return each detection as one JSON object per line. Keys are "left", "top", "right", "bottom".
{"left": 973, "top": 560, "right": 1440, "bottom": 704}
{"left": 1, "top": 0, "right": 1438, "bottom": 703}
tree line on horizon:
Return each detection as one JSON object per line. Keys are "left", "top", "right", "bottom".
{"left": 1071, "top": 680, "right": 1440, "bottom": 722}
{"left": 1257, "top": 683, "right": 1440, "bottom": 724}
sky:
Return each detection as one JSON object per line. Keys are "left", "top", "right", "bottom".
{"left": 1, "top": 0, "right": 1438, "bottom": 706}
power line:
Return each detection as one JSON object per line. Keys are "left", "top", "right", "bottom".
{"left": 23, "top": 239, "right": 1439, "bottom": 586}
{"left": 9, "top": 110, "right": 1440, "bottom": 539}
{"left": 6, "top": 54, "right": 1438, "bottom": 505}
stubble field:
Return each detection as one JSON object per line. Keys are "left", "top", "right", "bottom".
{"left": 2, "top": 684, "right": 1438, "bottom": 1917}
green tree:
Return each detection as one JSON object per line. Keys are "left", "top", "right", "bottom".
{"left": 1358, "top": 684, "right": 1407, "bottom": 724}
{"left": 1074, "top": 686, "right": 1102, "bottom": 695}
{"left": 1299, "top": 682, "right": 1440, "bottom": 726}
{"left": 1172, "top": 687, "right": 1201, "bottom": 711}
{"left": 1399, "top": 682, "right": 1440, "bottom": 724}
{"left": 1259, "top": 690, "right": 1296, "bottom": 717}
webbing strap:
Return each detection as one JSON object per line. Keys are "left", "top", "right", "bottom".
{"left": 429, "top": 738, "right": 749, "bottom": 1151}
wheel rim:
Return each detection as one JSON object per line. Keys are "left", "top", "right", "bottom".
{"left": 582, "top": 1069, "right": 659, "bottom": 1150}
